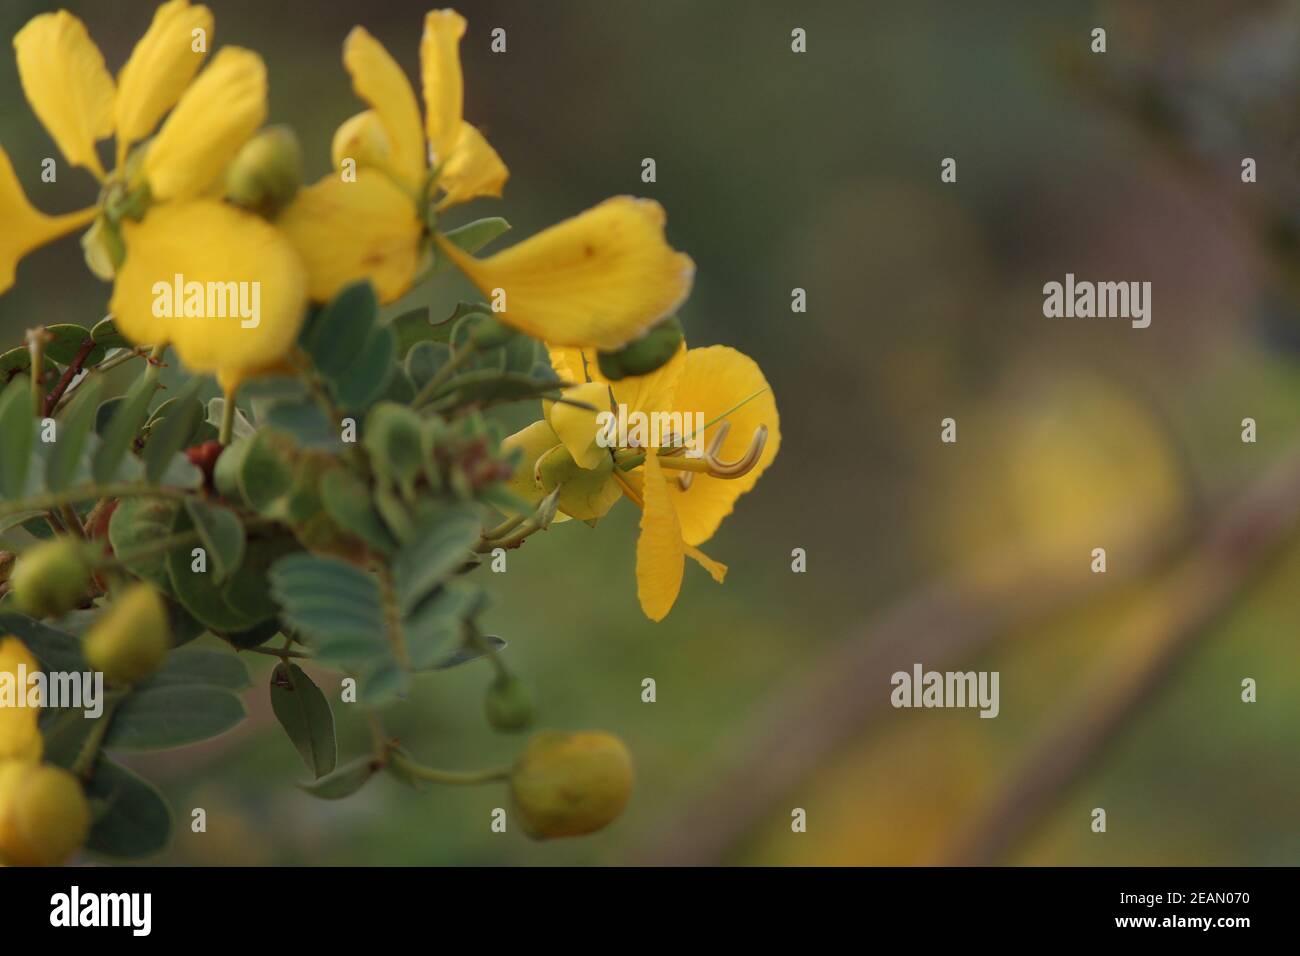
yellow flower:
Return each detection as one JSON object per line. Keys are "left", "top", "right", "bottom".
{"left": 0, "top": 638, "right": 42, "bottom": 765}
{"left": 503, "top": 343, "right": 779, "bottom": 620}
{"left": 2, "top": 3, "right": 307, "bottom": 388}
{"left": 281, "top": 8, "right": 693, "bottom": 352}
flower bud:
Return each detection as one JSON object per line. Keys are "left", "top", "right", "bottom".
{"left": 536, "top": 445, "right": 620, "bottom": 521}
{"left": 0, "top": 762, "right": 90, "bottom": 866}
{"left": 485, "top": 676, "right": 534, "bottom": 732}
{"left": 509, "top": 730, "right": 633, "bottom": 840}
{"left": 226, "top": 125, "right": 304, "bottom": 218}
{"left": 83, "top": 583, "right": 170, "bottom": 686}
{"left": 0, "top": 638, "right": 42, "bottom": 764}
{"left": 596, "top": 315, "right": 684, "bottom": 381}
{"left": 9, "top": 539, "right": 92, "bottom": 619}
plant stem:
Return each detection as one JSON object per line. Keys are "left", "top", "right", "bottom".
{"left": 412, "top": 344, "right": 477, "bottom": 409}
{"left": 219, "top": 388, "right": 238, "bottom": 446}
{"left": 0, "top": 483, "right": 193, "bottom": 521}
{"left": 72, "top": 693, "right": 124, "bottom": 781}
{"left": 388, "top": 750, "right": 510, "bottom": 786}
{"left": 242, "top": 645, "right": 311, "bottom": 660}
{"left": 25, "top": 328, "right": 47, "bottom": 413}
{"left": 43, "top": 336, "right": 98, "bottom": 416}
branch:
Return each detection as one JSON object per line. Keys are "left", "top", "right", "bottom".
{"left": 628, "top": 451, "right": 1300, "bottom": 865}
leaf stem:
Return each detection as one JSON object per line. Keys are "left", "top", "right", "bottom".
{"left": 0, "top": 483, "right": 193, "bottom": 521}
{"left": 388, "top": 750, "right": 510, "bottom": 786}
{"left": 71, "top": 692, "right": 124, "bottom": 781}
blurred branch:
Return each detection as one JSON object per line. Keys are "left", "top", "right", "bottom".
{"left": 943, "top": 450, "right": 1300, "bottom": 864}
{"left": 629, "top": 501, "right": 1191, "bottom": 865}
{"left": 630, "top": 451, "right": 1300, "bottom": 866}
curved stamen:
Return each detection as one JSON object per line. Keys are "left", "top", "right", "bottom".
{"left": 676, "top": 422, "right": 769, "bottom": 488}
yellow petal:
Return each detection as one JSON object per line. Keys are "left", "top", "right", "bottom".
{"left": 110, "top": 200, "right": 307, "bottom": 381}
{"left": 0, "top": 638, "right": 43, "bottom": 764}
{"left": 330, "top": 110, "right": 392, "bottom": 172}
{"left": 436, "top": 196, "right": 694, "bottom": 350}
{"left": 501, "top": 419, "right": 562, "bottom": 511}
{"left": 549, "top": 343, "right": 686, "bottom": 419}
{"left": 438, "top": 122, "right": 508, "bottom": 208}
{"left": 635, "top": 453, "right": 684, "bottom": 621}
{"left": 145, "top": 46, "right": 267, "bottom": 201}
{"left": 619, "top": 468, "right": 728, "bottom": 584}
{"left": 114, "top": 0, "right": 213, "bottom": 159}
{"left": 0, "top": 145, "right": 98, "bottom": 293}
{"left": 276, "top": 171, "right": 421, "bottom": 304}
{"left": 343, "top": 26, "right": 425, "bottom": 191}
{"left": 543, "top": 381, "right": 611, "bottom": 470}
{"left": 668, "top": 346, "right": 780, "bottom": 546}
{"left": 13, "top": 11, "right": 114, "bottom": 180}
{"left": 419, "top": 9, "right": 465, "bottom": 166}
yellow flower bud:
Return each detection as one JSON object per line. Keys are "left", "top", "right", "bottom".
{"left": 0, "top": 638, "right": 42, "bottom": 764}
{"left": 226, "top": 125, "right": 304, "bottom": 218}
{"left": 0, "top": 762, "right": 90, "bottom": 866}
{"left": 8, "top": 538, "right": 92, "bottom": 619}
{"left": 509, "top": 731, "right": 633, "bottom": 839}
{"left": 83, "top": 583, "right": 170, "bottom": 686}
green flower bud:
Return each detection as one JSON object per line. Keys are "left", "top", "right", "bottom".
{"left": 80, "top": 216, "right": 124, "bottom": 280}
{"left": 485, "top": 676, "right": 534, "bottom": 732}
{"left": 83, "top": 583, "right": 170, "bottom": 686}
{"left": 509, "top": 730, "right": 634, "bottom": 840}
{"left": 0, "top": 762, "right": 91, "bottom": 866}
{"left": 469, "top": 314, "right": 518, "bottom": 350}
{"left": 596, "top": 315, "right": 684, "bottom": 381}
{"left": 9, "top": 539, "right": 92, "bottom": 619}
{"left": 535, "top": 445, "right": 621, "bottom": 522}
{"left": 225, "top": 125, "right": 303, "bottom": 218}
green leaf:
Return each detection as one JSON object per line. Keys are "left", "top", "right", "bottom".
{"left": 43, "top": 323, "right": 107, "bottom": 366}
{"left": 433, "top": 633, "right": 506, "bottom": 670}
{"left": 270, "top": 554, "right": 385, "bottom": 640}
{"left": 389, "top": 307, "right": 453, "bottom": 357}
{"left": 319, "top": 469, "right": 398, "bottom": 554}
{"left": 403, "top": 581, "right": 480, "bottom": 670}
{"left": 239, "top": 429, "right": 296, "bottom": 510}
{"left": 205, "top": 397, "right": 254, "bottom": 440}
{"left": 364, "top": 403, "right": 424, "bottom": 496}
{"left": 0, "top": 613, "right": 85, "bottom": 671}
{"left": 298, "top": 755, "right": 377, "bottom": 800}
{"left": 108, "top": 496, "right": 179, "bottom": 592}
{"left": 393, "top": 508, "right": 482, "bottom": 614}
{"left": 335, "top": 324, "right": 395, "bottom": 411}
{"left": 438, "top": 217, "right": 510, "bottom": 264}
{"left": 107, "top": 684, "right": 246, "bottom": 750}
{"left": 0, "top": 376, "right": 35, "bottom": 498}
{"left": 183, "top": 498, "right": 245, "bottom": 584}
{"left": 140, "top": 647, "right": 251, "bottom": 691}
{"left": 90, "top": 316, "right": 132, "bottom": 350}
{"left": 269, "top": 662, "right": 337, "bottom": 778}
{"left": 405, "top": 340, "right": 449, "bottom": 389}
{"left": 166, "top": 508, "right": 259, "bottom": 631}
{"left": 221, "top": 532, "right": 299, "bottom": 624}
{"left": 43, "top": 377, "right": 103, "bottom": 492}
{"left": 0, "top": 348, "right": 28, "bottom": 382}
{"left": 263, "top": 399, "right": 340, "bottom": 450}
{"left": 84, "top": 758, "right": 172, "bottom": 859}
{"left": 143, "top": 379, "right": 202, "bottom": 483}
{"left": 304, "top": 281, "right": 377, "bottom": 377}
{"left": 92, "top": 373, "right": 156, "bottom": 483}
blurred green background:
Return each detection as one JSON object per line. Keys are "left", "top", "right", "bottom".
{"left": 3, "top": 0, "right": 1300, "bottom": 865}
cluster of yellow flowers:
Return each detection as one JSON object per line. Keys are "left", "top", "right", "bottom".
{"left": 0, "top": 2, "right": 781, "bottom": 861}
{"left": 2, "top": 1, "right": 780, "bottom": 621}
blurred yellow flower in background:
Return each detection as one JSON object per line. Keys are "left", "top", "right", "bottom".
{"left": 0, "top": 637, "right": 42, "bottom": 765}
